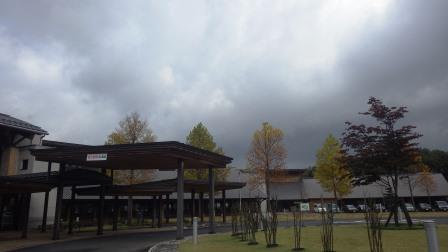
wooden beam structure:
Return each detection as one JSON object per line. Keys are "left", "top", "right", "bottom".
{"left": 191, "top": 189, "right": 196, "bottom": 224}
{"left": 52, "top": 163, "right": 65, "bottom": 240}
{"left": 152, "top": 196, "right": 156, "bottom": 228}
{"left": 68, "top": 185, "right": 76, "bottom": 234}
{"left": 97, "top": 168, "right": 106, "bottom": 235}
{"left": 222, "top": 190, "right": 226, "bottom": 223}
{"left": 21, "top": 193, "right": 31, "bottom": 238}
{"left": 176, "top": 159, "right": 184, "bottom": 240}
{"left": 41, "top": 162, "right": 51, "bottom": 232}
{"left": 199, "top": 192, "right": 204, "bottom": 223}
{"left": 208, "top": 165, "right": 215, "bottom": 234}
{"left": 165, "top": 194, "right": 170, "bottom": 224}
{"left": 113, "top": 195, "right": 119, "bottom": 231}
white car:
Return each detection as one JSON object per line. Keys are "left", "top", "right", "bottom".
{"left": 405, "top": 203, "right": 416, "bottom": 212}
{"left": 313, "top": 203, "right": 327, "bottom": 213}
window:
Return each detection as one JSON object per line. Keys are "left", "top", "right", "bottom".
{"left": 21, "top": 159, "right": 29, "bottom": 170}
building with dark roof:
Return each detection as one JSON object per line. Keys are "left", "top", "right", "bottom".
{"left": 0, "top": 113, "right": 56, "bottom": 231}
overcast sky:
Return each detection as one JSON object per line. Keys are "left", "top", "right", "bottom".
{"left": 1, "top": 0, "right": 447, "bottom": 169}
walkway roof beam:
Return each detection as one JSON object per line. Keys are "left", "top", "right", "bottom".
{"left": 31, "top": 141, "right": 232, "bottom": 170}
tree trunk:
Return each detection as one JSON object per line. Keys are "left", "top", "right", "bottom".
{"left": 392, "top": 175, "right": 412, "bottom": 227}
{"left": 333, "top": 189, "right": 338, "bottom": 211}
{"left": 265, "top": 168, "right": 271, "bottom": 208}
{"left": 407, "top": 177, "right": 415, "bottom": 208}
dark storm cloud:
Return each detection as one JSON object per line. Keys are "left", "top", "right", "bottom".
{"left": 0, "top": 1, "right": 447, "bottom": 169}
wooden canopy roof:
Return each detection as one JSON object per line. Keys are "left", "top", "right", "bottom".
{"left": 0, "top": 169, "right": 112, "bottom": 194}
{"left": 75, "top": 179, "right": 246, "bottom": 196}
{"left": 31, "top": 141, "right": 232, "bottom": 170}
{"left": 140, "top": 179, "right": 246, "bottom": 193}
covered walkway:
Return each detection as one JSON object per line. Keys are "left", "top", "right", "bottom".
{"left": 28, "top": 141, "right": 233, "bottom": 240}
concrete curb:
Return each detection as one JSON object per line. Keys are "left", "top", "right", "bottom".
{"left": 148, "top": 240, "right": 180, "bottom": 252}
{"left": 148, "top": 232, "right": 222, "bottom": 252}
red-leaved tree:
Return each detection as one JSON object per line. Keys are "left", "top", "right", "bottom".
{"left": 341, "top": 97, "right": 422, "bottom": 227}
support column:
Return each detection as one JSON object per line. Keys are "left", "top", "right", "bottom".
{"left": 41, "top": 162, "right": 52, "bottom": 232}
{"left": 199, "top": 192, "right": 204, "bottom": 223}
{"left": 191, "top": 189, "right": 196, "bottom": 224}
{"left": 97, "top": 168, "right": 106, "bottom": 235}
{"left": 165, "top": 194, "right": 170, "bottom": 224}
{"left": 222, "top": 190, "right": 226, "bottom": 223}
{"left": 113, "top": 195, "right": 119, "bottom": 231}
{"left": 176, "top": 159, "right": 184, "bottom": 240}
{"left": 68, "top": 186, "right": 76, "bottom": 234}
{"left": 152, "top": 196, "right": 156, "bottom": 228}
{"left": 21, "top": 193, "right": 31, "bottom": 239}
{"left": 157, "top": 195, "right": 162, "bottom": 228}
{"left": 208, "top": 166, "right": 215, "bottom": 234}
{"left": 52, "top": 163, "right": 65, "bottom": 240}
{"left": 0, "top": 195, "right": 5, "bottom": 231}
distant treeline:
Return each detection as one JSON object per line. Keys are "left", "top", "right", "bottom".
{"left": 302, "top": 148, "right": 448, "bottom": 180}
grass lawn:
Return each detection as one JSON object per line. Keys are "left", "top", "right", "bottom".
{"left": 180, "top": 225, "right": 448, "bottom": 252}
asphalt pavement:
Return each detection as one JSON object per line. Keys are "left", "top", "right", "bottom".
{"left": 11, "top": 217, "right": 448, "bottom": 252}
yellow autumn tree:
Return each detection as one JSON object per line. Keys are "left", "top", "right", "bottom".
{"left": 247, "top": 122, "right": 287, "bottom": 202}
{"left": 315, "top": 134, "right": 352, "bottom": 206}
{"left": 105, "top": 111, "right": 156, "bottom": 225}
{"left": 416, "top": 165, "right": 437, "bottom": 206}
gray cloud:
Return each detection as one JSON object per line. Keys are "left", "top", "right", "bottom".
{"left": 1, "top": 0, "right": 447, "bottom": 169}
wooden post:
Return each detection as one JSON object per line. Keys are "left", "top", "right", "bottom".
{"left": 199, "top": 192, "right": 204, "bottom": 223}
{"left": 97, "top": 168, "right": 106, "bottom": 235}
{"left": 157, "top": 195, "right": 162, "bottom": 228}
{"left": 14, "top": 194, "right": 22, "bottom": 230}
{"left": 222, "top": 190, "right": 226, "bottom": 223}
{"left": 21, "top": 193, "right": 31, "bottom": 238}
{"left": 68, "top": 186, "right": 76, "bottom": 234}
{"left": 113, "top": 195, "right": 119, "bottom": 231}
{"left": 176, "top": 159, "right": 184, "bottom": 240}
{"left": 0, "top": 195, "right": 5, "bottom": 231}
{"left": 191, "top": 189, "right": 196, "bottom": 224}
{"left": 208, "top": 166, "right": 215, "bottom": 234}
{"left": 52, "top": 163, "right": 65, "bottom": 240}
{"left": 165, "top": 194, "right": 170, "bottom": 224}
{"left": 152, "top": 196, "right": 156, "bottom": 228}
{"left": 41, "top": 161, "right": 52, "bottom": 232}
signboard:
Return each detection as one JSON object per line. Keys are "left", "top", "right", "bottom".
{"left": 300, "top": 202, "right": 310, "bottom": 212}
{"left": 86, "top": 153, "right": 108, "bottom": 161}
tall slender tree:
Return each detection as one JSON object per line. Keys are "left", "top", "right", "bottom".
{"left": 185, "top": 122, "right": 229, "bottom": 181}
{"left": 106, "top": 111, "right": 156, "bottom": 225}
{"left": 247, "top": 122, "right": 287, "bottom": 205}
{"left": 342, "top": 97, "right": 421, "bottom": 227}
{"left": 416, "top": 166, "right": 437, "bottom": 206}
{"left": 315, "top": 134, "right": 352, "bottom": 208}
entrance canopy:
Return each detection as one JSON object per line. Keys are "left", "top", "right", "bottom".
{"left": 139, "top": 179, "right": 246, "bottom": 193}
{"left": 31, "top": 141, "right": 232, "bottom": 170}
{"left": 0, "top": 169, "right": 112, "bottom": 194}
{"left": 75, "top": 179, "right": 246, "bottom": 196}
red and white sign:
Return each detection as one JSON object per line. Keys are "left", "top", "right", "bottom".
{"left": 86, "top": 153, "right": 108, "bottom": 161}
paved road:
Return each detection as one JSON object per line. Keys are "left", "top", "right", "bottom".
{"left": 12, "top": 217, "right": 448, "bottom": 252}
{"left": 12, "top": 226, "right": 231, "bottom": 252}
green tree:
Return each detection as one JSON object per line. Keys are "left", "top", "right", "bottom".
{"left": 185, "top": 122, "right": 229, "bottom": 181}
{"left": 105, "top": 111, "right": 156, "bottom": 225}
{"left": 315, "top": 134, "right": 352, "bottom": 207}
